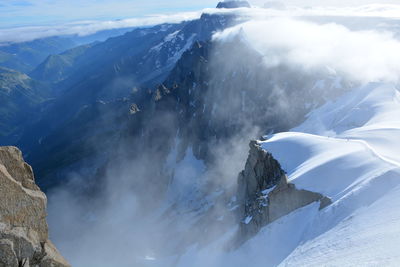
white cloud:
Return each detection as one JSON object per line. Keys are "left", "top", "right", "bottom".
{"left": 252, "top": 0, "right": 400, "bottom": 7}
{"left": 213, "top": 17, "right": 400, "bottom": 83}
{"left": 2, "top": 3, "right": 400, "bottom": 45}
{"left": 206, "top": 4, "right": 400, "bottom": 19}
{"left": 0, "top": 11, "right": 203, "bottom": 44}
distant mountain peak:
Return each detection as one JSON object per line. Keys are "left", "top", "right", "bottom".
{"left": 216, "top": 1, "right": 251, "bottom": 9}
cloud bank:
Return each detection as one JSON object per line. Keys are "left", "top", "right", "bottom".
{"left": 0, "top": 11, "right": 203, "bottom": 44}
{"left": 214, "top": 17, "right": 400, "bottom": 83}
{"left": 2, "top": 3, "right": 400, "bottom": 44}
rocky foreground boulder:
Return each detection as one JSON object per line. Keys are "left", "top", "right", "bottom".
{"left": 0, "top": 146, "right": 69, "bottom": 267}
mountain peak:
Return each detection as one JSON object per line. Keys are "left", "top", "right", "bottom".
{"left": 216, "top": 1, "right": 250, "bottom": 9}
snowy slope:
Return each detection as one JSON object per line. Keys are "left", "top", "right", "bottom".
{"left": 281, "top": 183, "right": 400, "bottom": 266}
{"left": 166, "top": 82, "right": 400, "bottom": 267}
{"left": 261, "top": 82, "right": 400, "bottom": 197}
{"left": 259, "top": 82, "right": 400, "bottom": 266}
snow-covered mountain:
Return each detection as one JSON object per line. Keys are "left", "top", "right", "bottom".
{"left": 1, "top": 1, "right": 400, "bottom": 267}
{"left": 164, "top": 81, "right": 400, "bottom": 266}
{"left": 271, "top": 82, "right": 400, "bottom": 265}
{"left": 40, "top": 4, "right": 400, "bottom": 266}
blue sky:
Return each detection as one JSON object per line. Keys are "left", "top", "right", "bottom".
{"left": 2, "top": 0, "right": 399, "bottom": 28}
{"left": 0, "top": 0, "right": 218, "bottom": 28}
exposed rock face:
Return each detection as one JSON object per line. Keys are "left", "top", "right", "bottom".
{"left": 216, "top": 1, "right": 251, "bottom": 9}
{"left": 129, "top": 103, "right": 140, "bottom": 114}
{"left": 0, "top": 146, "right": 69, "bottom": 267}
{"left": 236, "top": 141, "right": 331, "bottom": 243}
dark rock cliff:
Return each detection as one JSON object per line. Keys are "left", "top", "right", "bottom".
{"left": 236, "top": 141, "right": 331, "bottom": 243}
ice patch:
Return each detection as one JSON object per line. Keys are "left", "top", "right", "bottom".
{"left": 243, "top": 216, "right": 253, "bottom": 224}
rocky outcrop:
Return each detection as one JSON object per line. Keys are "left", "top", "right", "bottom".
{"left": 216, "top": 1, "right": 251, "bottom": 9}
{"left": 0, "top": 146, "right": 69, "bottom": 267}
{"left": 236, "top": 141, "right": 331, "bottom": 243}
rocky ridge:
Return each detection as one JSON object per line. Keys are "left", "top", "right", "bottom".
{"left": 236, "top": 141, "right": 332, "bottom": 242}
{"left": 0, "top": 146, "right": 69, "bottom": 267}
{"left": 216, "top": 1, "right": 251, "bottom": 9}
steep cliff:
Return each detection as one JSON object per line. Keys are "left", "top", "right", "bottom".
{"left": 236, "top": 141, "right": 331, "bottom": 243}
{"left": 0, "top": 146, "right": 69, "bottom": 267}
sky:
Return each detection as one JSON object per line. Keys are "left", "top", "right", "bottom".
{"left": 1, "top": 0, "right": 400, "bottom": 44}
{"left": 0, "top": 0, "right": 216, "bottom": 28}
{"left": 1, "top": 0, "right": 399, "bottom": 28}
